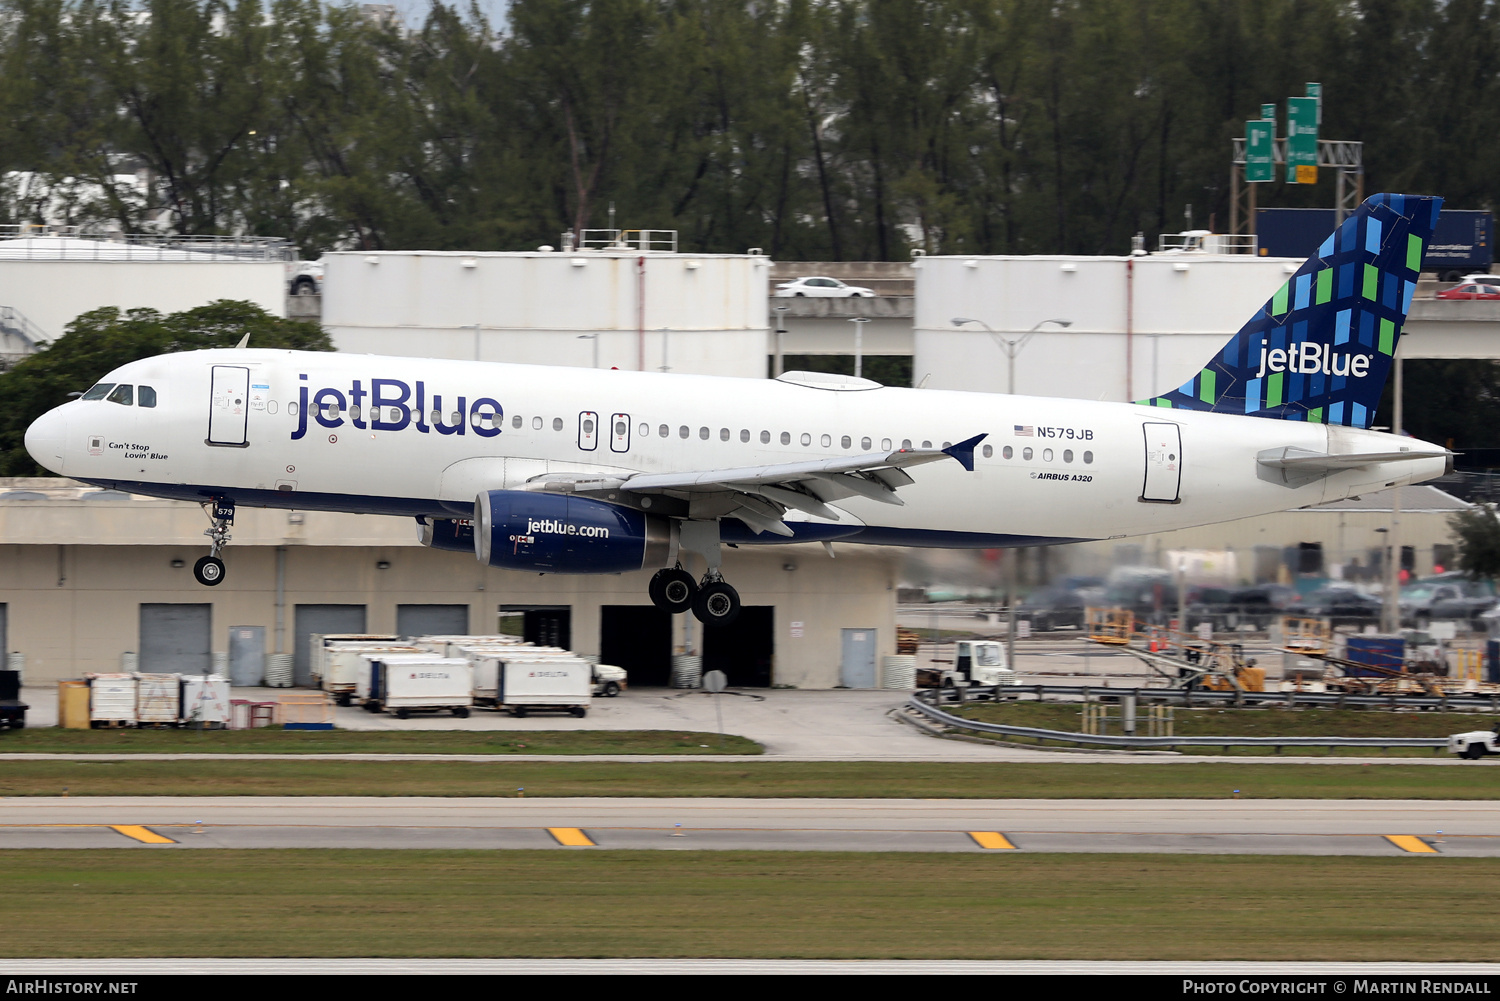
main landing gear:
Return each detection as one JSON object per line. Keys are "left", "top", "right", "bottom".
{"left": 648, "top": 564, "right": 741, "bottom": 627}
{"left": 193, "top": 497, "right": 234, "bottom": 587}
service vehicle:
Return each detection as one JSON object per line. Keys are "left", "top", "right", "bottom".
{"left": 1448, "top": 725, "right": 1500, "bottom": 759}
{"left": 357, "top": 653, "right": 472, "bottom": 719}
{"left": 936, "top": 640, "right": 1019, "bottom": 688}
{"left": 286, "top": 259, "right": 323, "bottom": 296}
{"left": 319, "top": 641, "right": 420, "bottom": 705}
{"left": 593, "top": 662, "right": 627, "bottom": 697}
{"left": 310, "top": 633, "right": 400, "bottom": 689}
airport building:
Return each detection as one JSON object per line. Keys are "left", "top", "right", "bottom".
{"left": 0, "top": 479, "right": 897, "bottom": 688}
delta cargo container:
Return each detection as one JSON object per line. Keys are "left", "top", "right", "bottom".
{"left": 495, "top": 658, "right": 592, "bottom": 718}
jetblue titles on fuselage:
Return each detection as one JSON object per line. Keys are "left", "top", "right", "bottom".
{"left": 291, "top": 375, "right": 503, "bottom": 440}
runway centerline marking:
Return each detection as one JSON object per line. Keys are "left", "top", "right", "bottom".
{"left": 968, "top": 832, "right": 1017, "bottom": 850}
{"left": 547, "top": 827, "right": 596, "bottom": 847}
{"left": 1384, "top": 835, "right": 1438, "bottom": 854}
{"left": 109, "top": 825, "right": 176, "bottom": 844}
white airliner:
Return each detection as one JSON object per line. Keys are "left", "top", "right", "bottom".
{"left": 23, "top": 194, "right": 1451, "bottom": 626}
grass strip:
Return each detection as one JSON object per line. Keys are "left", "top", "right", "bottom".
{"left": 2, "top": 760, "right": 1498, "bottom": 798}
{"left": 2, "top": 849, "right": 1496, "bottom": 959}
{"left": 0, "top": 728, "right": 761, "bottom": 755}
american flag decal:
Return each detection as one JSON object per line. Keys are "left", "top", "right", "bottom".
{"left": 1014, "top": 425, "right": 1034, "bottom": 436}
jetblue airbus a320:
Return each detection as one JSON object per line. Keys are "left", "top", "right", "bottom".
{"left": 24, "top": 194, "right": 1451, "bottom": 627}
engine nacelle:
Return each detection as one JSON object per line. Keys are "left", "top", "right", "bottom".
{"left": 416, "top": 517, "right": 475, "bottom": 553}
{"left": 475, "top": 490, "right": 670, "bottom": 574}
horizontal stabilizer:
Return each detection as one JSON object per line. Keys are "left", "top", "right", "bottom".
{"left": 1256, "top": 445, "right": 1449, "bottom": 487}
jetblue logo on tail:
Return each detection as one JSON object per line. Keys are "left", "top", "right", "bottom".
{"left": 1140, "top": 193, "right": 1441, "bottom": 427}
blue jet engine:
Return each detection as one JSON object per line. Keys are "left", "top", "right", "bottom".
{"left": 474, "top": 490, "right": 670, "bottom": 574}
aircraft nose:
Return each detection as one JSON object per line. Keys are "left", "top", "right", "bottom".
{"left": 24, "top": 407, "right": 66, "bottom": 472}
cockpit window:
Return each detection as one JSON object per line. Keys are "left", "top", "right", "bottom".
{"left": 81, "top": 383, "right": 114, "bottom": 401}
{"left": 137, "top": 385, "right": 157, "bottom": 408}
{"left": 105, "top": 384, "right": 134, "bottom": 406}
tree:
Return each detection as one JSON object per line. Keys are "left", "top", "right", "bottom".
{"left": 1449, "top": 504, "right": 1500, "bottom": 582}
{"left": 0, "top": 300, "right": 330, "bottom": 475}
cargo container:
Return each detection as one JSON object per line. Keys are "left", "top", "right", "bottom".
{"left": 86, "top": 673, "right": 136, "bottom": 726}
{"left": 0, "top": 669, "right": 25, "bottom": 729}
{"left": 309, "top": 634, "right": 400, "bottom": 687}
{"left": 494, "top": 658, "right": 593, "bottom": 717}
{"left": 181, "top": 674, "right": 232, "bottom": 726}
{"left": 358, "top": 653, "right": 472, "bottom": 719}
{"left": 136, "top": 673, "right": 182, "bottom": 725}
{"left": 467, "top": 649, "right": 576, "bottom": 703}
{"left": 320, "top": 643, "right": 420, "bottom": 705}
{"left": 1256, "top": 207, "right": 1493, "bottom": 279}
{"left": 1342, "top": 634, "right": 1406, "bottom": 678}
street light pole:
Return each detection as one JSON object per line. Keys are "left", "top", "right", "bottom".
{"left": 849, "top": 317, "right": 871, "bottom": 379}
{"left": 950, "top": 316, "right": 1072, "bottom": 394}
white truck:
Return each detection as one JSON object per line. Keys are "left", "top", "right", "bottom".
{"left": 1448, "top": 725, "right": 1500, "bottom": 759}
{"left": 493, "top": 657, "right": 593, "bottom": 717}
{"left": 357, "top": 653, "right": 473, "bottom": 719}
{"left": 935, "top": 640, "right": 1021, "bottom": 688}
{"left": 593, "top": 663, "right": 627, "bottom": 697}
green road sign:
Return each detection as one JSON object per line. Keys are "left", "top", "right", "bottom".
{"left": 1305, "top": 82, "right": 1322, "bottom": 126}
{"left": 1261, "top": 103, "right": 1277, "bottom": 129}
{"left": 1286, "top": 96, "right": 1319, "bottom": 183}
{"left": 1245, "top": 121, "right": 1274, "bottom": 183}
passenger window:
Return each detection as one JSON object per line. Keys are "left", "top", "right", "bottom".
{"left": 699, "top": 427, "right": 709, "bottom": 440}
{"left": 801, "top": 433, "right": 811, "bottom": 446}
{"left": 532, "top": 417, "right": 543, "bottom": 430}
{"left": 1003, "top": 446, "right": 1013, "bottom": 459}
{"left": 880, "top": 438, "right": 891, "bottom": 450}
{"left": 1043, "top": 448, "right": 1053, "bottom": 462}
{"left": 615, "top": 420, "right": 627, "bottom": 437}
{"left": 106, "top": 384, "right": 133, "bottom": 406}
{"left": 289, "top": 402, "right": 299, "bottom": 416}
{"left": 639, "top": 423, "right": 648, "bottom": 437}
{"left": 553, "top": 418, "right": 564, "bottom": 431}
{"left": 1083, "top": 451, "right": 1094, "bottom": 464}
{"left": 901, "top": 439, "right": 912, "bottom": 449}
{"left": 982, "top": 444, "right": 993, "bottom": 458}
{"left": 943, "top": 441, "right": 951, "bottom": 448}
{"left": 429, "top": 410, "right": 440, "bottom": 425}
{"left": 1023, "top": 447, "right": 1033, "bottom": 460}
{"left": 840, "top": 435, "right": 851, "bottom": 449}
{"left": 760, "top": 431, "right": 770, "bottom": 444}
{"left": 820, "top": 434, "right": 832, "bottom": 448}
{"left": 861, "top": 437, "right": 872, "bottom": 450}
{"left": 921, "top": 440, "right": 932, "bottom": 449}
{"left": 138, "top": 386, "right": 157, "bottom": 408}
{"left": 582, "top": 418, "right": 595, "bottom": 435}
{"left": 81, "top": 383, "right": 114, "bottom": 401}
{"left": 350, "top": 405, "right": 362, "bottom": 420}
{"left": 1063, "top": 449, "right": 1073, "bottom": 463}
{"left": 781, "top": 432, "right": 791, "bottom": 445}
{"left": 512, "top": 415, "right": 522, "bottom": 429}
{"left": 679, "top": 426, "right": 689, "bottom": 439}
{"left": 450, "top": 412, "right": 461, "bottom": 425}
{"left": 720, "top": 428, "right": 730, "bottom": 441}
{"left": 659, "top": 425, "right": 669, "bottom": 438}
{"left": 740, "top": 429, "right": 750, "bottom": 443}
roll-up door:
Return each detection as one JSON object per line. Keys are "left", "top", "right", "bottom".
{"left": 294, "top": 605, "right": 367, "bottom": 687}
{"left": 139, "top": 603, "right": 212, "bottom": 674}
{"left": 396, "top": 604, "right": 470, "bottom": 638}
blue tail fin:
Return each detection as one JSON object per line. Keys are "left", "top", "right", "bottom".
{"left": 1139, "top": 193, "right": 1442, "bottom": 427}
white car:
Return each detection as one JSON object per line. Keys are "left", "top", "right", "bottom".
{"left": 287, "top": 259, "right": 324, "bottom": 296}
{"left": 1448, "top": 729, "right": 1499, "bottom": 759}
{"left": 593, "top": 663, "right": 627, "bottom": 697}
{"left": 773, "top": 276, "right": 875, "bottom": 298}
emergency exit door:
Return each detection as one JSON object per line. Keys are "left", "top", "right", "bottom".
{"left": 208, "top": 365, "right": 250, "bottom": 446}
{"left": 1140, "top": 422, "right": 1182, "bottom": 503}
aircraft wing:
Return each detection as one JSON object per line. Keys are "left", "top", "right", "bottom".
{"left": 523, "top": 434, "right": 987, "bottom": 537}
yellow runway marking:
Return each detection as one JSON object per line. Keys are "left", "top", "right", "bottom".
{"left": 1385, "top": 835, "right": 1437, "bottom": 854}
{"left": 968, "top": 831, "right": 1017, "bottom": 850}
{"left": 547, "top": 827, "right": 596, "bottom": 847}
{"left": 110, "top": 825, "right": 176, "bottom": 844}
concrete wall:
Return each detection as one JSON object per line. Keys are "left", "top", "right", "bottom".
{"left": 323, "top": 250, "right": 771, "bottom": 378}
{"left": 0, "top": 481, "right": 896, "bottom": 686}
{"left": 0, "top": 260, "right": 286, "bottom": 344}
{"left": 914, "top": 254, "right": 1299, "bottom": 401}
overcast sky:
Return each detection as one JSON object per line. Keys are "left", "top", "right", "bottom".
{"left": 376, "top": 0, "right": 510, "bottom": 32}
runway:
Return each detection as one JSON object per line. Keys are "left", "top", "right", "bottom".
{"left": 0, "top": 797, "right": 1492, "bottom": 855}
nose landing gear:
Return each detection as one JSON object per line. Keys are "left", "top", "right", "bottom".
{"left": 194, "top": 497, "right": 234, "bottom": 587}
